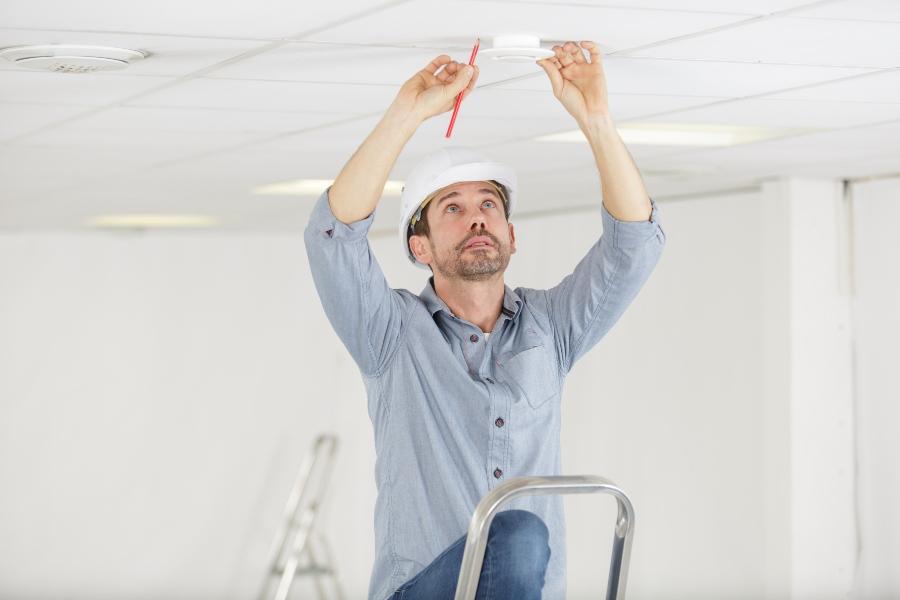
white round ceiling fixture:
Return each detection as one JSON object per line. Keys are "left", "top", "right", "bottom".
{"left": 478, "top": 35, "right": 555, "bottom": 63}
{"left": 0, "top": 45, "right": 147, "bottom": 73}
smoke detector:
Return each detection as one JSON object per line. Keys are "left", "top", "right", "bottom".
{"left": 0, "top": 45, "right": 147, "bottom": 73}
{"left": 479, "top": 35, "right": 555, "bottom": 63}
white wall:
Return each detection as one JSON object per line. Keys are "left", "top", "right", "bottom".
{"left": 849, "top": 178, "right": 900, "bottom": 600}
{"left": 2, "top": 180, "right": 883, "bottom": 599}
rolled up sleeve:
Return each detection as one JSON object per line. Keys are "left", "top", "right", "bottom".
{"left": 548, "top": 198, "right": 666, "bottom": 373}
{"left": 303, "top": 186, "right": 406, "bottom": 378}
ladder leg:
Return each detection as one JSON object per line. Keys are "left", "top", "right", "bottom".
{"left": 315, "top": 534, "right": 345, "bottom": 600}
{"left": 305, "top": 540, "right": 328, "bottom": 600}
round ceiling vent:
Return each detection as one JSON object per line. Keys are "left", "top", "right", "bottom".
{"left": 479, "top": 35, "right": 555, "bottom": 63}
{"left": 0, "top": 45, "right": 147, "bottom": 73}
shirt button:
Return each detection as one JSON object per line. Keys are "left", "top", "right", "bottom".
{"left": 493, "top": 468, "right": 503, "bottom": 479}
{"left": 495, "top": 417, "right": 504, "bottom": 428}
{"left": 470, "top": 334, "right": 479, "bottom": 343}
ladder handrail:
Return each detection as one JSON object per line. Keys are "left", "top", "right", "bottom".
{"left": 453, "top": 475, "right": 635, "bottom": 600}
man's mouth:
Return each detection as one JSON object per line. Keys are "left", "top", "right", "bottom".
{"left": 464, "top": 235, "right": 494, "bottom": 250}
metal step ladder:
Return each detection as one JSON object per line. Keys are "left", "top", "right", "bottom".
{"left": 257, "top": 433, "right": 344, "bottom": 600}
{"left": 454, "top": 475, "right": 635, "bottom": 600}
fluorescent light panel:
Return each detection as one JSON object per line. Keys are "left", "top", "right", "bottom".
{"left": 253, "top": 179, "right": 405, "bottom": 196}
{"left": 85, "top": 214, "right": 219, "bottom": 228}
{"left": 535, "top": 123, "right": 815, "bottom": 146}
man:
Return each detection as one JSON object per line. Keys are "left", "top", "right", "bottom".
{"left": 304, "top": 41, "right": 665, "bottom": 600}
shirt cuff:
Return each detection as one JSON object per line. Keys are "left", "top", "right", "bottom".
{"left": 601, "top": 198, "right": 664, "bottom": 249}
{"left": 307, "top": 185, "right": 376, "bottom": 241}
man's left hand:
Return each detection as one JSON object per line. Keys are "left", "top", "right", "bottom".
{"left": 537, "top": 41, "right": 609, "bottom": 125}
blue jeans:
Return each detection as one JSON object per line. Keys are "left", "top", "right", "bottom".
{"left": 390, "top": 509, "right": 551, "bottom": 600}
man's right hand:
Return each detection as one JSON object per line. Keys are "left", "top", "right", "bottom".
{"left": 391, "top": 55, "right": 480, "bottom": 124}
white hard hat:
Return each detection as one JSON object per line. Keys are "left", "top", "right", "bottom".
{"left": 398, "top": 147, "right": 517, "bottom": 269}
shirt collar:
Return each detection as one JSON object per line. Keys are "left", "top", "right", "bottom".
{"left": 419, "top": 276, "right": 522, "bottom": 320}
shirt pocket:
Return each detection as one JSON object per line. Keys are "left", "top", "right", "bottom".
{"left": 498, "top": 344, "right": 557, "bottom": 409}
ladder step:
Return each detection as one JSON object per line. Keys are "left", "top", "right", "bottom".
{"left": 271, "top": 565, "right": 334, "bottom": 577}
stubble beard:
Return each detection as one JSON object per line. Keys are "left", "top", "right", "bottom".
{"left": 431, "top": 231, "right": 511, "bottom": 282}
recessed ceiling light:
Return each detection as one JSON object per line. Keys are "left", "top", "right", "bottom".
{"left": 252, "top": 179, "right": 405, "bottom": 196}
{"left": 85, "top": 214, "right": 218, "bottom": 228}
{"left": 479, "top": 35, "right": 555, "bottom": 63}
{"left": 535, "top": 123, "right": 815, "bottom": 146}
{"left": 0, "top": 44, "right": 147, "bottom": 73}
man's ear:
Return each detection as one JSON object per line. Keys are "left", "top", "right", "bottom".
{"left": 409, "top": 234, "right": 433, "bottom": 265}
{"left": 508, "top": 222, "right": 516, "bottom": 254}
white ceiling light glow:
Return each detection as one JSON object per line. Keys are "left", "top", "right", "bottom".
{"left": 85, "top": 214, "right": 219, "bottom": 228}
{"left": 535, "top": 123, "right": 817, "bottom": 147}
{"left": 0, "top": 45, "right": 147, "bottom": 73}
{"left": 252, "top": 179, "right": 405, "bottom": 196}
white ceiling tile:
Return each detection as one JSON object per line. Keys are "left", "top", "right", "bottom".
{"left": 0, "top": 0, "right": 395, "bottom": 40}
{"left": 13, "top": 127, "right": 274, "bottom": 165}
{"left": 0, "top": 70, "right": 173, "bottom": 106}
{"left": 298, "top": 0, "right": 748, "bottom": 52}
{"left": 209, "top": 42, "right": 537, "bottom": 87}
{"left": 0, "top": 29, "right": 265, "bottom": 77}
{"left": 478, "top": 81, "right": 726, "bottom": 120}
{"left": 627, "top": 16, "right": 900, "bottom": 68}
{"left": 637, "top": 121, "right": 900, "bottom": 178}
{"left": 133, "top": 77, "right": 396, "bottom": 113}
{"left": 396, "top": 114, "right": 578, "bottom": 158}
{"left": 487, "top": 0, "right": 816, "bottom": 15}
{"left": 638, "top": 97, "right": 900, "bottom": 129}
{"left": 768, "top": 68, "right": 900, "bottom": 102}
{"left": 791, "top": 0, "right": 900, "bottom": 22}
{"left": 499, "top": 57, "right": 874, "bottom": 98}
{"left": 606, "top": 93, "right": 728, "bottom": 120}
{"left": 57, "top": 106, "right": 347, "bottom": 135}
{"left": 0, "top": 102, "right": 89, "bottom": 141}
{"left": 459, "top": 88, "right": 570, "bottom": 119}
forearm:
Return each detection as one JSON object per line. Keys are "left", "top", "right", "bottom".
{"left": 328, "top": 104, "right": 422, "bottom": 224}
{"left": 579, "top": 113, "right": 652, "bottom": 222}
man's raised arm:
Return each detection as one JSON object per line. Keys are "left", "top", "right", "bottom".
{"left": 538, "top": 41, "right": 651, "bottom": 222}
{"left": 537, "top": 41, "right": 665, "bottom": 373}
{"left": 328, "top": 56, "right": 480, "bottom": 224}
{"left": 304, "top": 55, "right": 479, "bottom": 377}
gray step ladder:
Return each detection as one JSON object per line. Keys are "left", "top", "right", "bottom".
{"left": 258, "top": 434, "right": 344, "bottom": 600}
{"left": 454, "top": 475, "right": 635, "bottom": 600}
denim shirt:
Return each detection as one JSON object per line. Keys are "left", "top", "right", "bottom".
{"left": 304, "top": 186, "right": 665, "bottom": 599}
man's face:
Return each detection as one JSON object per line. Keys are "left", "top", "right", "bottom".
{"left": 409, "top": 181, "right": 516, "bottom": 281}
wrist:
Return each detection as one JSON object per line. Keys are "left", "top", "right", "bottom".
{"left": 579, "top": 111, "right": 615, "bottom": 132}
{"left": 384, "top": 102, "right": 423, "bottom": 136}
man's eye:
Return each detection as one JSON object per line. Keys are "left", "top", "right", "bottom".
{"left": 446, "top": 205, "right": 459, "bottom": 213}
{"left": 483, "top": 200, "right": 496, "bottom": 208}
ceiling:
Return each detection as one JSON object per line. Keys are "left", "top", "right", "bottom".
{"left": 2, "top": 0, "right": 900, "bottom": 233}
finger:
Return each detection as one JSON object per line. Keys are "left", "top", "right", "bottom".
{"left": 537, "top": 58, "right": 563, "bottom": 94}
{"left": 424, "top": 55, "right": 451, "bottom": 76}
{"left": 554, "top": 45, "right": 574, "bottom": 67}
{"left": 563, "top": 41, "right": 585, "bottom": 64}
{"left": 465, "top": 65, "right": 480, "bottom": 91}
{"left": 450, "top": 64, "right": 475, "bottom": 94}
{"left": 436, "top": 60, "right": 459, "bottom": 82}
{"left": 460, "top": 65, "right": 480, "bottom": 99}
{"left": 580, "top": 40, "right": 602, "bottom": 64}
